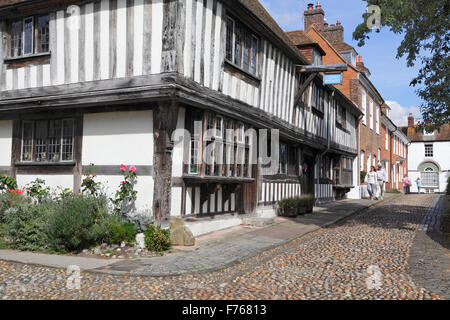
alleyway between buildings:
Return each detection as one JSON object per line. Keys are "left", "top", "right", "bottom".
{"left": 0, "top": 194, "right": 448, "bottom": 300}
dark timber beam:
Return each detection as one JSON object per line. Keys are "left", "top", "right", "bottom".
{"left": 153, "top": 100, "right": 179, "bottom": 222}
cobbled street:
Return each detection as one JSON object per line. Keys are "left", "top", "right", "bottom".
{"left": 0, "top": 194, "right": 447, "bottom": 300}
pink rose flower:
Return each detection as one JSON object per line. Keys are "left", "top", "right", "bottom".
{"left": 129, "top": 166, "right": 136, "bottom": 173}
{"left": 120, "top": 164, "right": 127, "bottom": 171}
{"left": 122, "top": 181, "right": 126, "bottom": 185}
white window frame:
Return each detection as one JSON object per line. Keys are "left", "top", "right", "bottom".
{"left": 22, "top": 16, "right": 34, "bottom": 56}
{"left": 376, "top": 106, "right": 380, "bottom": 134}
{"left": 361, "top": 90, "right": 367, "bottom": 125}
{"left": 360, "top": 151, "right": 365, "bottom": 171}
{"left": 369, "top": 99, "right": 374, "bottom": 130}
{"left": 385, "top": 127, "right": 389, "bottom": 150}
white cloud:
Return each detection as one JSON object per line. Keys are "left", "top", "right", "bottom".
{"left": 385, "top": 101, "right": 421, "bottom": 127}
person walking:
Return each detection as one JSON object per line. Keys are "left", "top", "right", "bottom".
{"left": 403, "top": 174, "right": 411, "bottom": 194}
{"left": 365, "top": 166, "right": 378, "bottom": 200}
{"left": 376, "top": 164, "right": 388, "bottom": 200}
{"left": 416, "top": 177, "right": 422, "bottom": 194}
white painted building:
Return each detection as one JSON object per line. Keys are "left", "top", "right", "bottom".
{"left": 401, "top": 115, "right": 450, "bottom": 193}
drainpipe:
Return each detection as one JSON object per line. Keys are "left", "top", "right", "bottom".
{"left": 357, "top": 113, "right": 363, "bottom": 198}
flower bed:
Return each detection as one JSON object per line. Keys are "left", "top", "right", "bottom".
{"left": 0, "top": 165, "right": 171, "bottom": 256}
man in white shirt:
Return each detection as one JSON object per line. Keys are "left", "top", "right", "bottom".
{"left": 376, "top": 163, "right": 387, "bottom": 200}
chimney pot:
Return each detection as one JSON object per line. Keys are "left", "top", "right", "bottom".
{"left": 336, "top": 20, "right": 341, "bottom": 26}
{"left": 307, "top": 3, "right": 314, "bottom": 10}
{"left": 359, "top": 56, "right": 362, "bottom": 63}
{"left": 316, "top": 1, "right": 321, "bottom": 9}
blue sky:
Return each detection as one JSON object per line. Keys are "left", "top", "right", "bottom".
{"left": 260, "top": 0, "right": 424, "bottom": 126}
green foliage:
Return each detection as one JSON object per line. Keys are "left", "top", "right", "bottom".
{"left": 46, "top": 194, "right": 109, "bottom": 252}
{"left": 0, "top": 174, "right": 18, "bottom": 193}
{"left": 0, "top": 193, "right": 31, "bottom": 223}
{"left": 26, "top": 178, "right": 50, "bottom": 203}
{"left": 111, "top": 165, "right": 138, "bottom": 216}
{"left": 144, "top": 225, "right": 171, "bottom": 252}
{"left": 360, "top": 171, "right": 367, "bottom": 183}
{"left": 278, "top": 195, "right": 316, "bottom": 216}
{"left": 106, "top": 220, "right": 138, "bottom": 245}
{"left": 81, "top": 164, "right": 102, "bottom": 196}
{"left": 3, "top": 203, "right": 52, "bottom": 251}
{"left": 388, "top": 189, "right": 401, "bottom": 194}
{"left": 353, "top": 0, "right": 449, "bottom": 129}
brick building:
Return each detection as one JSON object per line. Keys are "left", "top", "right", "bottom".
{"left": 286, "top": 2, "right": 410, "bottom": 196}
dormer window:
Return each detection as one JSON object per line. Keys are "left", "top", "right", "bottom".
{"left": 313, "top": 48, "right": 322, "bottom": 66}
{"left": 423, "top": 128, "right": 434, "bottom": 136}
{"left": 8, "top": 14, "right": 49, "bottom": 58}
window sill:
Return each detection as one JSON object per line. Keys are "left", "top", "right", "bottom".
{"left": 224, "top": 60, "right": 261, "bottom": 84}
{"left": 4, "top": 52, "right": 51, "bottom": 64}
{"left": 311, "top": 107, "right": 324, "bottom": 118}
{"left": 15, "top": 161, "right": 75, "bottom": 167}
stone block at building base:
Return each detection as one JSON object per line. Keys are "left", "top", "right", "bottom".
{"left": 242, "top": 217, "right": 275, "bottom": 228}
{"left": 170, "top": 216, "right": 195, "bottom": 246}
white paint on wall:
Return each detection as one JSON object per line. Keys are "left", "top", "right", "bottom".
{"left": 194, "top": 0, "right": 203, "bottom": 83}
{"left": 133, "top": 0, "right": 144, "bottom": 76}
{"left": 151, "top": 0, "right": 163, "bottom": 74}
{"left": 0, "top": 120, "right": 13, "bottom": 166}
{"left": 42, "top": 64, "right": 51, "bottom": 86}
{"left": 56, "top": 10, "right": 65, "bottom": 85}
{"left": 170, "top": 187, "right": 182, "bottom": 216}
{"left": 100, "top": 0, "right": 110, "bottom": 80}
{"left": 212, "top": 2, "right": 222, "bottom": 90}
{"left": 171, "top": 108, "right": 186, "bottom": 178}
{"left": 84, "top": 2, "right": 94, "bottom": 82}
{"left": 17, "top": 68, "right": 24, "bottom": 89}
{"left": 116, "top": 0, "right": 128, "bottom": 78}
{"left": 30, "top": 65, "right": 37, "bottom": 87}
{"left": 82, "top": 110, "right": 154, "bottom": 165}
{"left": 16, "top": 174, "right": 73, "bottom": 192}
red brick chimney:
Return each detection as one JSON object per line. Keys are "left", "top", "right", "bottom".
{"left": 408, "top": 113, "right": 414, "bottom": 127}
{"left": 304, "top": 2, "right": 325, "bottom": 31}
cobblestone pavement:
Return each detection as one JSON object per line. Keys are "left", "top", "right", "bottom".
{"left": 409, "top": 195, "right": 450, "bottom": 299}
{"left": 0, "top": 194, "right": 445, "bottom": 300}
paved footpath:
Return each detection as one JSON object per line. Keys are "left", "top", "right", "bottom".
{"left": 0, "top": 194, "right": 446, "bottom": 300}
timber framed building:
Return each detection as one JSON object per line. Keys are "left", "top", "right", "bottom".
{"left": 0, "top": 0, "right": 361, "bottom": 235}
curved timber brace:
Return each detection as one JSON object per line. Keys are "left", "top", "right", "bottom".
{"left": 293, "top": 64, "right": 348, "bottom": 107}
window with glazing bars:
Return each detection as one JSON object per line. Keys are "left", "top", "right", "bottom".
{"left": 425, "top": 144, "right": 433, "bottom": 157}
{"left": 225, "top": 16, "right": 259, "bottom": 76}
{"left": 21, "top": 119, "right": 74, "bottom": 162}
{"left": 9, "top": 15, "right": 49, "bottom": 57}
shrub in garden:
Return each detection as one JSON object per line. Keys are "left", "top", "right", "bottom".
{"left": 111, "top": 164, "right": 138, "bottom": 216}
{"left": 106, "top": 220, "right": 137, "bottom": 245}
{"left": 0, "top": 192, "right": 31, "bottom": 223}
{"left": 46, "top": 194, "right": 109, "bottom": 252}
{"left": 144, "top": 225, "right": 171, "bottom": 252}
{"left": 26, "top": 178, "right": 50, "bottom": 203}
{"left": 81, "top": 164, "right": 102, "bottom": 196}
{"left": 4, "top": 203, "right": 52, "bottom": 251}
{"left": 0, "top": 174, "right": 17, "bottom": 193}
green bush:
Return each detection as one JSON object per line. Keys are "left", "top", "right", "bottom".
{"left": 46, "top": 194, "right": 109, "bottom": 252}
{"left": 0, "top": 174, "right": 17, "bottom": 193}
{"left": 26, "top": 178, "right": 50, "bottom": 203}
{"left": 107, "top": 221, "right": 137, "bottom": 245}
{"left": 296, "top": 194, "right": 315, "bottom": 213}
{"left": 144, "top": 225, "right": 171, "bottom": 252}
{"left": 4, "top": 203, "right": 52, "bottom": 251}
{"left": 0, "top": 193, "right": 31, "bottom": 223}
{"left": 388, "top": 189, "right": 401, "bottom": 194}
{"left": 278, "top": 198, "right": 297, "bottom": 214}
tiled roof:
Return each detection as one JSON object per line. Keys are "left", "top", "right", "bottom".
{"left": 333, "top": 42, "right": 356, "bottom": 53}
{"left": 285, "top": 30, "right": 317, "bottom": 46}
{"left": 399, "top": 123, "right": 450, "bottom": 142}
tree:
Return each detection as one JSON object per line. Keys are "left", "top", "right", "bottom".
{"left": 353, "top": 0, "right": 449, "bottom": 131}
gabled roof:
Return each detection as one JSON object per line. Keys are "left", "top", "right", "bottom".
{"left": 399, "top": 124, "right": 450, "bottom": 142}
{"left": 285, "top": 29, "right": 326, "bottom": 55}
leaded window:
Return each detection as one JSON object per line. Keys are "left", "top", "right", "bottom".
{"left": 225, "top": 16, "right": 259, "bottom": 76}
{"left": 9, "top": 15, "right": 50, "bottom": 58}
{"left": 425, "top": 144, "right": 433, "bottom": 157}
{"left": 21, "top": 119, "right": 74, "bottom": 163}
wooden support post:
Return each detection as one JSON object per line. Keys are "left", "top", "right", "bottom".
{"left": 153, "top": 100, "right": 180, "bottom": 222}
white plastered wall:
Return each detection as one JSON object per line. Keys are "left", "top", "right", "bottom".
{"left": 0, "top": 120, "right": 12, "bottom": 167}
{"left": 82, "top": 110, "right": 154, "bottom": 211}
